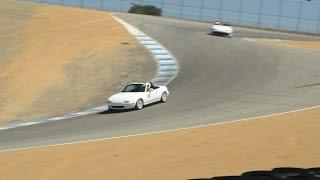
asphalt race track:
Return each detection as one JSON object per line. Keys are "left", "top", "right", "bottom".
{"left": 1, "top": 14, "right": 320, "bottom": 151}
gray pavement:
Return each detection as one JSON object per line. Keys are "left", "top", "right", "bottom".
{"left": 0, "top": 14, "right": 320, "bottom": 151}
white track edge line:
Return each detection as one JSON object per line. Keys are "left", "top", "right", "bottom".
{"left": 0, "top": 105, "right": 319, "bottom": 153}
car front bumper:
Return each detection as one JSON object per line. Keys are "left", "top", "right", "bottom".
{"left": 108, "top": 102, "right": 136, "bottom": 110}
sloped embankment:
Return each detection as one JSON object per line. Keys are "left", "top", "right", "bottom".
{"left": 0, "top": 0, "right": 156, "bottom": 125}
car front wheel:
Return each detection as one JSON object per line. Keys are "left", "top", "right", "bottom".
{"left": 160, "top": 92, "right": 168, "bottom": 102}
{"left": 135, "top": 99, "right": 144, "bottom": 110}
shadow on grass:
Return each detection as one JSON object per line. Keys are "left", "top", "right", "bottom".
{"left": 190, "top": 167, "right": 320, "bottom": 180}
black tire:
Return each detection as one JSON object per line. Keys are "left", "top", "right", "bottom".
{"left": 135, "top": 99, "right": 144, "bottom": 110}
{"left": 108, "top": 108, "right": 115, "bottom": 113}
{"left": 160, "top": 92, "right": 168, "bottom": 102}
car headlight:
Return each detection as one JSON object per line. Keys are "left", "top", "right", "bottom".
{"left": 108, "top": 100, "right": 112, "bottom": 103}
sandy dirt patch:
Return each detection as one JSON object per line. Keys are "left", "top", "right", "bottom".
{"left": 260, "top": 39, "right": 320, "bottom": 51}
{"left": 281, "top": 40, "right": 320, "bottom": 51}
{"left": 0, "top": 107, "right": 319, "bottom": 180}
{"left": 0, "top": 1, "right": 156, "bottom": 125}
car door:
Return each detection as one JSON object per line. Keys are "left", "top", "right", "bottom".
{"left": 144, "top": 84, "right": 154, "bottom": 104}
{"left": 152, "top": 86, "right": 165, "bottom": 103}
{"left": 146, "top": 85, "right": 159, "bottom": 104}
{"left": 152, "top": 87, "right": 162, "bottom": 102}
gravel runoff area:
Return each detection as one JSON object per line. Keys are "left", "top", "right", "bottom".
{"left": 0, "top": 0, "right": 156, "bottom": 125}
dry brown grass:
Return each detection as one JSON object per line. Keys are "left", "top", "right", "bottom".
{"left": 260, "top": 39, "right": 320, "bottom": 51}
{"left": 0, "top": 1, "right": 156, "bottom": 125}
{"left": 0, "top": 107, "right": 319, "bottom": 180}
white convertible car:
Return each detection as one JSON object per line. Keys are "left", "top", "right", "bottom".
{"left": 211, "top": 21, "right": 233, "bottom": 38}
{"left": 107, "top": 82, "right": 169, "bottom": 110}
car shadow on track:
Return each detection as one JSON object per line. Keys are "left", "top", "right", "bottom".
{"left": 97, "top": 101, "right": 163, "bottom": 115}
{"left": 189, "top": 167, "right": 320, "bottom": 180}
{"left": 208, "top": 32, "right": 231, "bottom": 38}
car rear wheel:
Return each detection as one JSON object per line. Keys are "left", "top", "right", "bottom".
{"left": 160, "top": 92, "right": 168, "bottom": 102}
{"left": 135, "top": 99, "right": 144, "bottom": 110}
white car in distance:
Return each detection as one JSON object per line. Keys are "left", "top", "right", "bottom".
{"left": 107, "top": 82, "right": 169, "bottom": 111}
{"left": 211, "top": 21, "right": 233, "bottom": 38}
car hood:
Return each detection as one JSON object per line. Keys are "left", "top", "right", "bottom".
{"left": 108, "top": 92, "right": 144, "bottom": 103}
{"left": 212, "top": 25, "right": 233, "bottom": 33}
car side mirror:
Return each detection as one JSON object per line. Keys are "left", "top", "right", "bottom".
{"left": 148, "top": 88, "right": 154, "bottom": 92}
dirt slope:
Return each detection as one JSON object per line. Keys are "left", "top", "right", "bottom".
{"left": 0, "top": 0, "right": 156, "bottom": 125}
{"left": 0, "top": 107, "right": 319, "bottom": 180}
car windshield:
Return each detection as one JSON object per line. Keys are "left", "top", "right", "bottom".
{"left": 122, "top": 84, "right": 146, "bottom": 92}
{"left": 214, "top": 22, "right": 230, "bottom": 26}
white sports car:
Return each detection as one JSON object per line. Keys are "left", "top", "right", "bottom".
{"left": 211, "top": 21, "right": 233, "bottom": 38}
{"left": 107, "top": 82, "right": 169, "bottom": 110}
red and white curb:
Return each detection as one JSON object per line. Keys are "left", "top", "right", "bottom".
{"left": 0, "top": 16, "right": 178, "bottom": 132}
